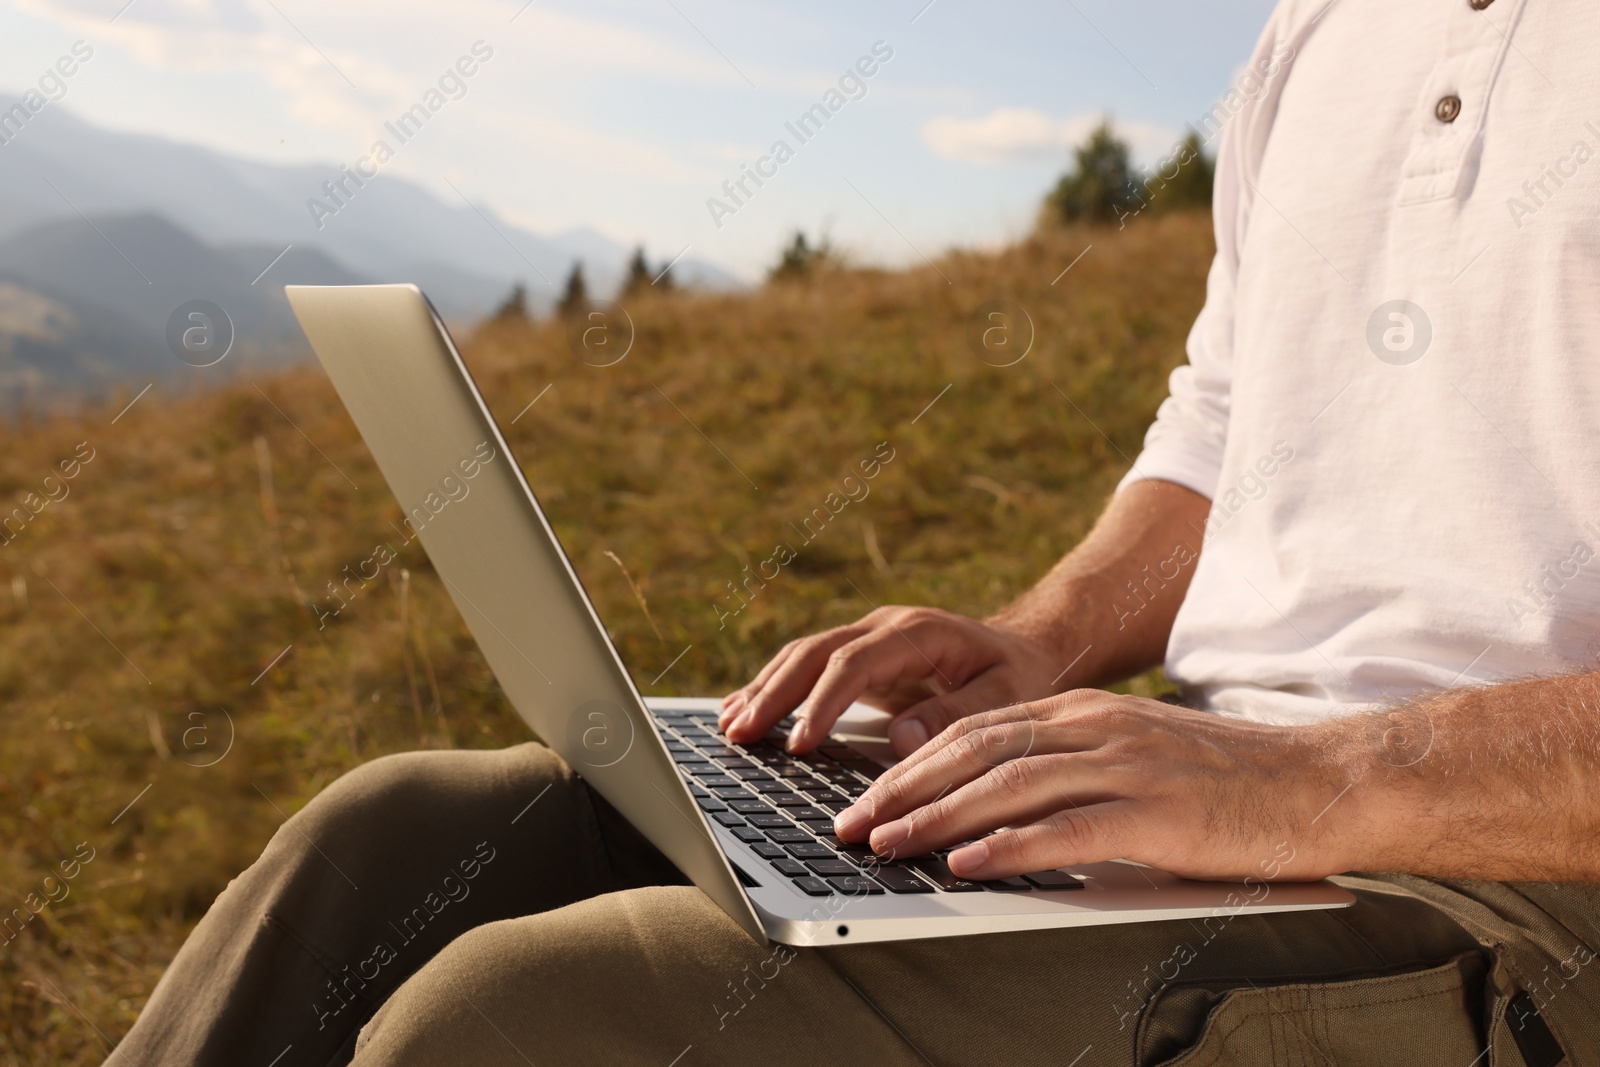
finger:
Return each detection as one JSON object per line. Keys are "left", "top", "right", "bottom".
{"left": 722, "top": 626, "right": 867, "bottom": 743}
{"left": 786, "top": 626, "right": 960, "bottom": 753}
{"left": 834, "top": 714, "right": 1035, "bottom": 839}
{"left": 719, "top": 641, "right": 803, "bottom": 728}
{"left": 946, "top": 800, "right": 1138, "bottom": 880}
{"left": 877, "top": 689, "right": 1115, "bottom": 793}
{"left": 864, "top": 754, "right": 1121, "bottom": 859}
{"left": 869, "top": 702, "right": 1044, "bottom": 806}
{"left": 885, "top": 666, "right": 1022, "bottom": 757}
{"left": 837, "top": 698, "right": 1115, "bottom": 840}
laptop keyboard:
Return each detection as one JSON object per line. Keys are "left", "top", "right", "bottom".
{"left": 650, "top": 706, "right": 1085, "bottom": 899}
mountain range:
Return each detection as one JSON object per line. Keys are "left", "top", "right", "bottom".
{"left": 0, "top": 107, "right": 739, "bottom": 402}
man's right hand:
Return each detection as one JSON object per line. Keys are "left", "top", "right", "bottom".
{"left": 718, "top": 607, "right": 1064, "bottom": 757}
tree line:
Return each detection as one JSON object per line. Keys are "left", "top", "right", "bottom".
{"left": 492, "top": 119, "right": 1214, "bottom": 316}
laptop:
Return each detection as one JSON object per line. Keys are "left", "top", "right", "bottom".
{"left": 285, "top": 284, "right": 1354, "bottom": 946}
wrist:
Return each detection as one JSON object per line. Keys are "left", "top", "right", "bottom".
{"left": 985, "top": 605, "right": 1096, "bottom": 693}
{"left": 1299, "top": 709, "right": 1433, "bottom": 875}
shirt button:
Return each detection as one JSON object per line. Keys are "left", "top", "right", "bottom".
{"left": 1435, "top": 95, "right": 1462, "bottom": 123}
{"left": 1469, "top": 0, "right": 1494, "bottom": 8}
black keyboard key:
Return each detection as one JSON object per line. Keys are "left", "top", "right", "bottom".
{"left": 765, "top": 827, "right": 811, "bottom": 843}
{"left": 792, "top": 877, "right": 832, "bottom": 896}
{"left": 712, "top": 787, "right": 750, "bottom": 800}
{"left": 806, "top": 859, "right": 858, "bottom": 876}
{"left": 771, "top": 858, "right": 808, "bottom": 876}
{"left": 728, "top": 799, "right": 770, "bottom": 814}
{"left": 719, "top": 757, "right": 756, "bottom": 770}
{"left": 687, "top": 784, "right": 709, "bottom": 798}
{"left": 983, "top": 877, "right": 1034, "bottom": 891}
{"left": 770, "top": 794, "right": 812, "bottom": 807}
{"left": 839, "top": 759, "right": 884, "bottom": 780}
{"left": 696, "top": 775, "right": 740, "bottom": 789}
{"left": 747, "top": 813, "right": 791, "bottom": 829}
{"left": 731, "top": 768, "right": 774, "bottom": 781}
{"left": 701, "top": 745, "right": 742, "bottom": 759}
{"left": 711, "top": 811, "right": 745, "bottom": 827}
{"left": 750, "top": 843, "right": 787, "bottom": 860}
{"left": 818, "top": 743, "right": 854, "bottom": 759}
{"left": 827, "top": 876, "right": 883, "bottom": 896}
{"left": 1021, "top": 870, "right": 1084, "bottom": 890}
{"left": 910, "top": 858, "right": 985, "bottom": 892}
{"left": 785, "top": 842, "right": 835, "bottom": 859}
{"left": 834, "top": 845, "right": 880, "bottom": 867}
{"left": 775, "top": 766, "right": 814, "bottom": 778}
{"left": 802, "top": 787, "right": 844, "bottom": 801}
{"left": 694, "top": 798, "right": 727, "bottom": 812}
{"left": 873, "top": 867, "right": 936, "bottom": 894}
{"left": 785, "top": 806, "right": 828, "bottom": 821}
{"left": 731, "top": 827, "right": 766, "bottom": 843}
{"left": 748, "top": 780, "right": 792, "bottom": 794}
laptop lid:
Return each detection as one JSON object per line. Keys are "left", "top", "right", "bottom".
{"left": 285, "top": 283, "right": 766, "bottom": 943}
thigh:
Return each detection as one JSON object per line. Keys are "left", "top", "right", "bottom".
{"left": 119, "top": 742, "right": 683, "bottom": 1067}
{"left": 351, "top": 880, "right": 1491, "bottom": 1067}
{"left": 352, "top": 884, "right": 927, "bottom": 1067}
{"left": 827, "top": 882, "right": 1490, "bottom": 1067}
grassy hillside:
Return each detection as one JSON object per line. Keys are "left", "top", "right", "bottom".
{"left": 0, "top": 213, "right": 1214, "bottom": 1062}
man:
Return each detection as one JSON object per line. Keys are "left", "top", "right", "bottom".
{"left": 119, "top": 0, "right": 1600, "bottom": 1063}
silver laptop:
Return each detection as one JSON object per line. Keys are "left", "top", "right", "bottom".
{"left": 286, "top": 284, "right": 1354, "bottom": 946}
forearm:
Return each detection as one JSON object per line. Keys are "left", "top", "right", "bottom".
{"left": 987, "top": 478, "right": 1211, "bottom": 692}
{"left": 1318, "top": 672, "right": 1600, "bottom": 881}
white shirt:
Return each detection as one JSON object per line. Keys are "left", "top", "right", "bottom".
{"left": 1122, "top": 0, "right": 1600, "bottom": 723}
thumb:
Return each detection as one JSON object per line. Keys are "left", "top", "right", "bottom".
{"left": 886, "top": 668, "right": 1018, "bottom": 758}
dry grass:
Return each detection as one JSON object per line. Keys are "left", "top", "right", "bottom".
{"left": 0, "top": 213, "right": 1213, "bottom": 1062}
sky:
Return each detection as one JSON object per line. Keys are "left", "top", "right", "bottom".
{"left": 0, "top": 0, "right": 1277, "bottom": 281}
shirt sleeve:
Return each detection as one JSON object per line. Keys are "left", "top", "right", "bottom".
{"left": 1116, "top": 10, "right": 1292, "bottom": 501}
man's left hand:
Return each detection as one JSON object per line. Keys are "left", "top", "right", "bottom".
{"left": 832, "top": 690, "right": 1360, "bottom": 883}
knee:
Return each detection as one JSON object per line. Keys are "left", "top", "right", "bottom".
{"left": 352, "top": 886, "right": 765, "bottom": 1064}
{"left": 267, "top": 743, "right": 569, "bottom": 869}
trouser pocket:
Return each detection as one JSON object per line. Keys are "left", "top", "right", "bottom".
{"left": 1140, "top": 950, "right": 1490, "bottom": 1067}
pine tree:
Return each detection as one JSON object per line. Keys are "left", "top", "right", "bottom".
{"left": 1043, "top": 120, "right": 1141, "bottom": 226}
{"left": 491, "top": 282, "right": 529, "bottom": 320}
{"left": 1151, "top": 131, "right": 1214, "bottom": 213}
{"left": 556, "top": 263, "right": 589, "bottom": 318}
{"left": 767, "top": 231, "right": 834, "bottom": 283}
{"left": 621, "top": 247, "right": 652, "bottom": 298}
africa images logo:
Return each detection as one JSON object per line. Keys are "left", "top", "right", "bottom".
{"left": 1366, "top": 300, "right": 1431, "bottom": 366}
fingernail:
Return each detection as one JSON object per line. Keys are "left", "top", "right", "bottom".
{"left": 870, "top": 819, "right": 910, "bottom": 853}
{"left": 888, "top": 717, "right": 929, "bottom": 756}
{"left": 785, "top": 720, "right": 811, "bottom": 753}
{"left": 948, "top": 840, "right": 989, "bottom": 877}
{"left": 834, "top": 802, "right": 870, "bottom": 838}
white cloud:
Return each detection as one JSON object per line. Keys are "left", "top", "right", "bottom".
{"left": 12, "top": 0, "right": 741, "bottom": 181}
{"left": 14, "top": 0, "right": 414, "bottom": 137}
{"left": 921, "top": 107, "right": 1179, "bottom": 168}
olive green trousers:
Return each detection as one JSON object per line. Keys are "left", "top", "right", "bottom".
{"left": 115, "top": 743, "right": 1600, "bottom": 1066}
